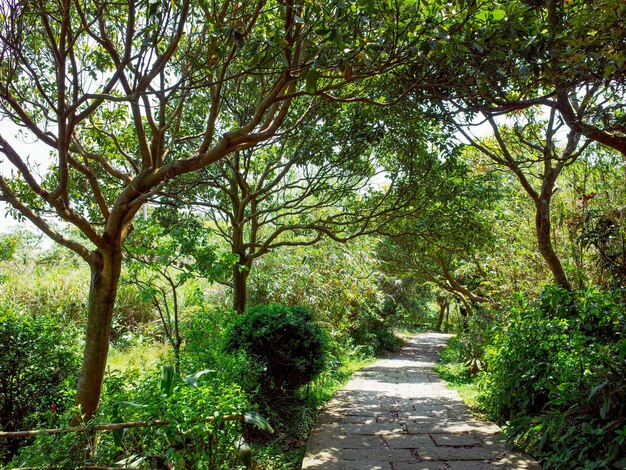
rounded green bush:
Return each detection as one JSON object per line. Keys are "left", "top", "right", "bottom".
{"left": 224, "top": 304, "right": 327, "bottom": 396}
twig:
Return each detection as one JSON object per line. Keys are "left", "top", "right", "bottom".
{"left": 0, "top": 414, "right": 245, "bottom": 439}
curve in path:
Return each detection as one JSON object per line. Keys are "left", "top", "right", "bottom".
{"left": 302, "top": 333, "right": 540, "bottom": 470}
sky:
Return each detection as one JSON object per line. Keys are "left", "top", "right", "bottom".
{"left": 0, "top": 120, "right": 51, "bottom": 233}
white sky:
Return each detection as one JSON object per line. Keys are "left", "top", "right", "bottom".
{"left": 0, "top": 120, "right": 51, "bottom": 233}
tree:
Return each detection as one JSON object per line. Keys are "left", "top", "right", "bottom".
{"left": 0, "top": 0, "right": 433, "bottom": 422}
{"left": 405, "top": 0, "right": 626, "bottom": 156}
{"left": 457, "top": 109, "right": 591, "bottom": 290}
{"left": 377, "top": 152, "right": 498, "bottom": 316}
{"left": 123, "top": 211, "right": 234, "bottom": 374}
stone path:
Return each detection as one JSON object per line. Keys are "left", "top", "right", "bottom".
{"left": 301, "top": 333, "right": 540, "bottom": 470}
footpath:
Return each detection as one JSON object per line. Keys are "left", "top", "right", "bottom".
{"left": 301, "top": 333, "right": 540, "bottom": 470}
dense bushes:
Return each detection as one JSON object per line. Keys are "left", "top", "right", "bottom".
{"left": 224, "top": 304, "right": 328, "bottom": 397}
{"left": 11, "top": 366, "right": 263, "bottom": 469}
{"left": 0, "top": 305, "right": 82, "bottom": 461}
{"left": 478, "top": 287, "right": 626, "bottom": 468}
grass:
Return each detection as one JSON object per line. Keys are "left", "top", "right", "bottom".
{"left": 107, "top": 340, "right": 172, "bottom": 372}
{"left": 434, "top": 361, "right": 482, "bottom": 410}
{"left": 433, "top": 336, "right": 484, "bottom": 415}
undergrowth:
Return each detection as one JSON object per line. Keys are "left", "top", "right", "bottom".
{"left": 433, "top": 336, "right": 482, "bottom": 412}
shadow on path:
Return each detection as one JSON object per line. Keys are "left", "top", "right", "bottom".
{"left": 301, "top": 333, "right": 540, "bottom": 470}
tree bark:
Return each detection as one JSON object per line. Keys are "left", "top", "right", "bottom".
{"left": 232, "top": 260, "right": 250, "bottom": 314}
{"left": 231, "top": 212, "right": 252, "bottom": 313}
{"left": 535, "top": 198, "right": 572, "bottom": 291}
{"left": 72, "top": 248, "right": 123, "bottom": 425}
{"left": 435, "top": 298, "right": 448, "bottom": 332}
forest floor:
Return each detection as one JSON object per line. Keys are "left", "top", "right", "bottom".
{"left": 301, "top": 332, "right": 540, "bottom": 469}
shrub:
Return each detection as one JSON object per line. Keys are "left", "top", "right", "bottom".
{"left": 248, "top": 238, "right": 394, "bottom": 354}
{"left": 0, "top": 304, "right": 82, "bottom": 461}
{"left": 182, "top": 307, "right": 265, "bottom": 395}
{"left": 478, "top": 286, "right": 626, "bottom": 468}
{"left": 224, "top": 304, "right": 328, "bottom": 397}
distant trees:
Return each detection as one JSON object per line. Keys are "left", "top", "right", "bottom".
{"left": 377, "top": 149, "right": 499, "bottom": 316}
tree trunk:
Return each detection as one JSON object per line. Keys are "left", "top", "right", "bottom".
{"left": 72, "top": 248, "right": 122, "bottom": 425}
{"left": 232, "top": 261, "right": 250, "bottom": 314}
{"left": 435, "top": 299, "right": 448, "bottom": 332}
{"left": 535, "top": 198, "right": 572, "bottom": 291}
{"left": 443, "top": 304, "right": 450, "bottom": 333}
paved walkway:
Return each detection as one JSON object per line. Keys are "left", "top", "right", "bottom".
{"left": 302, "top": 333, "right": 540, "bottom": 469}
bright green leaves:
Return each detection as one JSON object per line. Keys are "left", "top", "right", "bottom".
{"left": 305, "top": 68, "right": 319, "bottom": 93}
{"left": 475, "top": 7, "right": 506, "bottom": 22}
{"left": 478, "top": 287, "right": 625, "bottom": 468}
{"left": 125, "top": 210, "right": 233, "bottom": 283}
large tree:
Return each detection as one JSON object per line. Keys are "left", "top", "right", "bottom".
{"left": 457, "top": 109, "right": 591, "bottom": 290}
{"left": 0, "top": 0, "right": 433, "bottom": 422}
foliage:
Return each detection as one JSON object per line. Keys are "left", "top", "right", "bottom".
{"left": 377, "top": 147, "right": 501, "bottom": 317}
{"left": 478, "top": 287, "right": 626, "bottom": 468}
{"left": 578, "top": 207, "right": 626, "bottom": 294}
{"left": 124, "top": 211, "right": 235, "bottom": 372}
{"left": 0, "top": 243, "right": 155, "bottom": 337}
{"left": 12, "top": 365, "right": 268, "bottom": 469}
{"left": 0, "top": 233, "right": 18, "bottom": 262}
{"left": 224, "top": 304, "right": 328, "bottom": 397}
{"left": 250, "top": 237, "right": 405, "bottom": 356}
{"left": 1, "top": 0, "right": 440, "bottom": 422}
{"left": 0, "top": 304, "right": 82, "bottom": 462}
{"left": 433, "top": 337, "right": 482, "bottom": 410}
{"left": 180, "top": 306, "right": 266, "bottom": 396}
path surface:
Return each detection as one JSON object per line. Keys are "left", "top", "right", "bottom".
{"left": 301, "top": 333, "right": 540, "bottom": 470}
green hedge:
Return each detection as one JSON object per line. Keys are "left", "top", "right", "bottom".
{"left": 0, "top": 305, "right": 81, "bottom": 461}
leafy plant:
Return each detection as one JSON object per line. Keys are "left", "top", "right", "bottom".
{"left": 0, "top": 305, "right": 81, "bottom": 462}
{"left": 478, "top": 287, "right": 626, "bottom": 468}
{"left": 12, "top": 365, "right": 270, "bottom": 469}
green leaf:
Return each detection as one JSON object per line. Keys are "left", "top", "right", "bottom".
{"left": 115, "top": 401, "right": 148, "bottom": 410}
{"left": 600, "top": 399, "right": 611, "bottom": 420}
{"left": 492, "top": 9, "right": 506, "bottom": 21}
{"left": 243, "top": 411, "right": 274, "bottom": 433}
{"left": 305, "top": 69, "right": 319, "bottom": 94}
{"left": 111, "top": 401, "right": 147, "bottom": 447}
{"left": 183, "top": 368, "right": 215, "bottom": 387}
{"left": 588, "top": 379, "right": 608, "bottom": 399}
{"left": 160, "top": 365, "right": 175, "bottom": 396}
{"left": 619, "top": 339, "right": 626, "bottom": 363}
